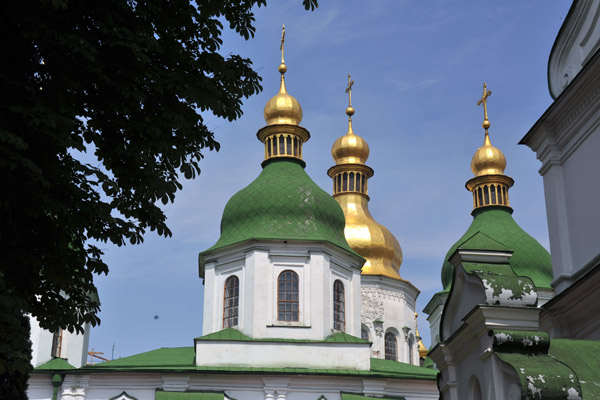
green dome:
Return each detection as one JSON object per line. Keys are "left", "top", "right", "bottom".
{"left": 204, "top": 158, "right": 356, "bottom": 255}
{"left": 441, "top": 207, "right": 552, "bottom": 290}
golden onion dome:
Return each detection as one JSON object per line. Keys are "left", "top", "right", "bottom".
{"left": 337, "top": 194, "right": 403, "bottom": 279}
{"left": 331, "top": 106, "right": 370, "bottom": 164}
{"left": 263, "top": 63, "right": 303, "bottom": 126}
{"left": 470, "top": 132, "right": 506, "bottom": 176}
{"left": 328, "top": 76, "right": 404, "bottom": 280}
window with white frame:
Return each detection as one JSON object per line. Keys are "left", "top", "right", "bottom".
{"left": 277, "top": 270, "right": 299, "bottom": 321}
{"left": 223, "top": 275, "right": 239, "bottom": 328}
{"left": 385, "top": 331, "right": 397, "bottom": 361}
{"left": 333, "top": 279, "right": 345, "bottom": 331}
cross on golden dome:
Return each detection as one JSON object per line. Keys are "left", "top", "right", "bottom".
{"left": 280, "top": 24, "right": 285, "bottom": 65}
{"left": 477, "top": 82, "right": 492, "bottom": 132}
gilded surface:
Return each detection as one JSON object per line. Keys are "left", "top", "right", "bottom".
{"left": 263, "top": 25, "right": 303, "bottom": 126}
{"left": 330, "top": 77, "right": 404, "bottom": 279}
{"left": 335, "top": 194, "right": 403, "bottom": 280}
{"left": 470, "top": 133, "right": 506, "bottom": 176}
{"left": 468, "top": 83, "right": 514, "bottom": 210}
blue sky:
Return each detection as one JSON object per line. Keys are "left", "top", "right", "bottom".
{"left": 89, "top": 1, "right": 572, "bottom": 361}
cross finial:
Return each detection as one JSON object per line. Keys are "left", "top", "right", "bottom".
{"left": 345, "top": 74, "right": 355, "bottom": 107}
{"left": 280, "top": 24, "right": 285, "bottom": 64}
{"left": 477, "top": 82, "right": 492, "bottom": 132}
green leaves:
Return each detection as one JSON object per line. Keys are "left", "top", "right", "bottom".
{"left": 0, "top": 0, "right": 317, "bottom": 395}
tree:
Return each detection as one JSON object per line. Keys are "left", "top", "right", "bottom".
{"left": 0, "top": 0, "right": 317, "bottom": 397}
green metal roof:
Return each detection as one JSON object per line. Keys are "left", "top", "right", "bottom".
{"left": 441, "top": 207, "right": 552, "bottom": 290}
{"left": 34, "top": 358, "right": 76, "bottom": 371}
{"left": 548, "top": 339, "right": 600, "bottom": 398}
{"left": 491, "top": 330, "right": 600, "bottom": 399}
{"left": 457, "top": 231, "right": 512, "bottom": 252}
{"left": 200, "top": 159, "right": 357, "bottom": 258}
{"left": 55, "top": 346, "right": 437, "bottom": 381}
{"left": 196, "top": 328, "right": 369, "bottom": 344}
{"left": 155, "top": 391, "right": 224, "bottom": 400}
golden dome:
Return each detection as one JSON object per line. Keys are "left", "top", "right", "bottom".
{"left": 332, "top": 107, "right": 370, "bottom": 165}
{"left": 328, "top": 76, "right": 404, "bottom": 279}
{"left": 470, "top": 132, "right": 506, "bottom": 176}
{"left": 263, "top": 61, "right": 303, "bottom": 125}
{"left": 337, "top": 194, "right": 403, "bottom": 279}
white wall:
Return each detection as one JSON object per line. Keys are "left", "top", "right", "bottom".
{"left": 29, "top": 315, "right": 90, "bottom": 368}
{"left": 360, "top": 275, "right": 420, "bottom": 365}
{"left": 202, "top": 240, "right": 363, "bottom": 340}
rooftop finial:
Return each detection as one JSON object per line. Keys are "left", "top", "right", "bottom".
{"left": 345, "top": 74, "right": 355, "bottom": 134}
{"left": 477, "top": 82, "right": 492, "bottom": 134}
{"left": 279, "top": 25, "right": 287, "bottom": 75}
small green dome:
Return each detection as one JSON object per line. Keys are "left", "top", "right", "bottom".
{"left": 204, "top": 159, "right": 356, "bottom": 255}
{"left": 441, "top": 207, "right": 552, "bottom": 290}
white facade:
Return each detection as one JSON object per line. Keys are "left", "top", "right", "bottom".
{"left": 28, "top": 372, "right": 439, "bottom": 400}
{"left": 521, "top": 6, "right": 600, "bottom": 294}
{"left": 202, "top": 240, "right": 363, "bottom": 340}
{"left": 360, "top": 275, "right": 420, "bottom": 365}
{"left": 29, "top": 315, "right": 90, "bottom": 368}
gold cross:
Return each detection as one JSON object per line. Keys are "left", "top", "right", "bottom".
{"left": 477, "top": 82, "right": 492, "bottom": 122}
{"left": 345, "top": 74, "right": 355, "bottom": 106}
{"left": 280, "top": 24, "right": 285, "bottom": 64}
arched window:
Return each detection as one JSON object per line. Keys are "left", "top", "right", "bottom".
{"left": 51, "top": 329, "right": 63, "bottom": 358}
{"left": 361, "top": 326, "right": 370, "bottom": 341}
{"left": 333, "top": 280, "right": 345, "bottom": 331}
{"left": 223, "top": 276, "right": 239, "bottom": 328}
{"left": 278, "top": 270, "right": 299, "bottom": 321}
{"left": 408, "top": 334, "right": 415, "bottom": 365}
{"left": 385, "top": 332, "right": 397, "bottom": 361}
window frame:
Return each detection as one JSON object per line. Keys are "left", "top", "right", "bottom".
{"left": 384, "top": 331, "right": 398, "bottom": 361}
{"left": 333, "top": 279, "right": 345, "bottom": 331}
{"left": 51, "top": 329, "right": 63, "bottom": 358}
{"left": 223, "top": 275, "right": 240, "bottom": 328}
{"left": 277, "top": 270, "right": 300, "bottom": 322}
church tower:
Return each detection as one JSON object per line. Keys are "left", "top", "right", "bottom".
{"left": 199, "top": 28, "right": 366, "bottom": 354}
{"left": 328, "top": 76, "right": 422, "bottom": 365}
{"left": 424, "top": 83, "right": 554, "bottom": 348}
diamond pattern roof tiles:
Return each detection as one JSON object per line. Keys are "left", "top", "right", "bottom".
{"left": 201, "top": 159, "right": 356, "bottom": 256}
{"left": 441, "top": 207, "right": 552, "bottom": 290}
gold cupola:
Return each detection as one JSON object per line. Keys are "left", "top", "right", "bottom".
{"left": 328, "top": 75, "right": 403, "bottom": 280}
{"left": 466, "top": 83, "right": 514, "bottom": 211}
{"left": 258, "top": 25, "right": 309, "bottom": 164}
{"left": 415, "top": 312, "right": 428, "bottom": 359}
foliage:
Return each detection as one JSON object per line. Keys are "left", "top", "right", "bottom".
{"left": 0, "top": 0, "right": 317, "bottom": 394}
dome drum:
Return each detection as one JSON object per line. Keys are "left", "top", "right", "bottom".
{"left": 466, "top": 174, "right": 514, "bottom": 212}
{"left": 328, "top": 163, "right": 374, "bottom": 198}
{"left": 257, "top": 124, "right": 310, "bottom": 163}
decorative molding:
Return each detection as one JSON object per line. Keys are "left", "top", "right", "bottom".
{"left": 162, "top": 375, "right": 190, "bottom": 392}
{"left": 109, "top": 392, "right": 138, "bottom": 400}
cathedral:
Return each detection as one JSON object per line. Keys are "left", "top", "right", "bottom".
{"left": 27, "top": 27, "right": 438, "bottom": 400}
{"left": 27, "top": 1, "right": 600, "bottom": 399}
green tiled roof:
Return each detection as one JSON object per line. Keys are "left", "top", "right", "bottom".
{"left": 73, "top": 346, "right": 437, "bottom": 381}
{"left": 87, "top": 347, "right": 195, "bottom": 369}
{"left": 491, "top": 330, "right": 600, "bottom": 399}
{"left": 34, "top": 358, "right": 76, "bottom": 371}
{"left": 457, "top": 231, "right": 512, "bottom": 252}
{"left": 201, "top": 159, "right": 357, "bottom": 257}
{"left": 461, "top": 262, "right": 537, "bottom": 304}
{"left": 441, "top": 207, "right": 552, "bottom": 290}
{"left": 195, "top": 328, "right": 369, "bottom": 344}
{"left": 548, "top": 339, "right": 600, "bottom": 398}
{"left": 156, "top": 391, "right": 224, "bottom": 400}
